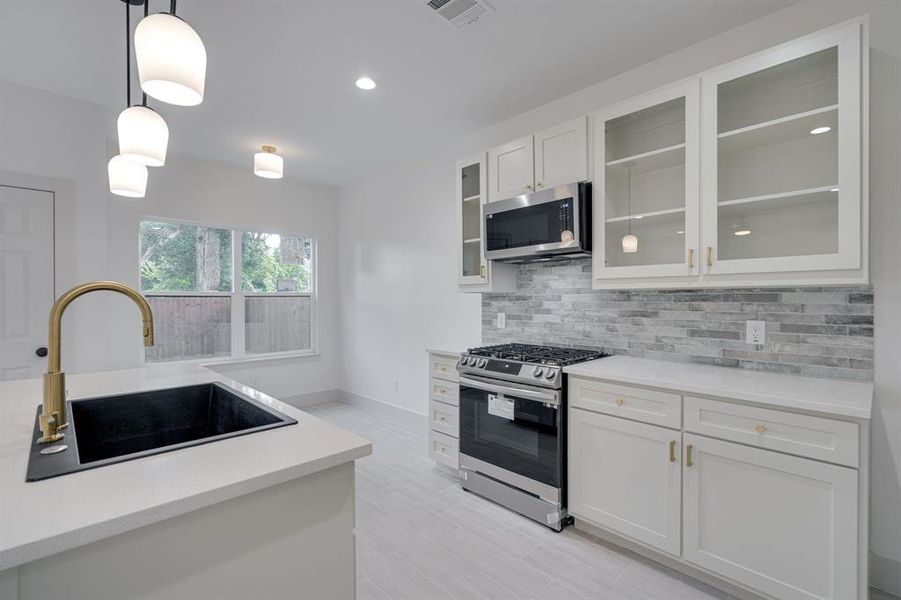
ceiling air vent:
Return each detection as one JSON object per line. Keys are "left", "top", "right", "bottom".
{"left": 425, "top": 0, "right": 493, "bottom": 30}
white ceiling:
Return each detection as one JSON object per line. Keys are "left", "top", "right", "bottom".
{"left": 0, "top": 0, "right": 796, "bottom": 186}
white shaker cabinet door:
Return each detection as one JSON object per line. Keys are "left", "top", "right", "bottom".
{"left": 534, "top": 117, "right": 588, "bottom": 191}
{"left": 682, "top": 433, "right": 857, "bottom": 600}
{"left": 568, "top": 408, "right": 682, "bottom": 556}
{"left": 487, "top": 135, "right": 534, "bottom": 202}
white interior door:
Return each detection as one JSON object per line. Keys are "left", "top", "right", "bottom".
{"left": 568, "top": 408, "right": 682, "bottom": 555}
{"left": 487, "top": 135, "right": 534, "bottom": 201}
{"left": 0, "top": 186, "right": 54, "bottom": 381}
{"left": 533, "top": 117, "right": 588, "bottom": 190}
{"left": 682, "top": 433, "right": 858, "bottom": 600}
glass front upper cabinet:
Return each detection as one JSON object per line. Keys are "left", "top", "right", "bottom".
{"left": 702, "top": 23, "right": 862, "bottom": 276}
{"left": 457, "top": 154, "right": 487, "bottom": 286}
{"left": 593, "top": 80, "right": 700, "bottom": 283}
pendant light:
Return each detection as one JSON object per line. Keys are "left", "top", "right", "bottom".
{"left": 108, "top": 155, "right": 148, "bottom": 197}
{"left": 622, "top": 163, "right": 638, "bottom": 253}
{"left": 135, "top": 0, "right": 207, "bottom": 107}
{"left": 254, "top": 146, "right": 284, "bottom": 179}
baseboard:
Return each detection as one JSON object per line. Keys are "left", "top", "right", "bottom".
{"left": 337, "top": 390, "right": 427, "bottom": 417}
{"left": 279, "top": 388, "right": 342, "bottom": 408}
{"left": 871, "top": 552, "right": 901, "bottom": 597}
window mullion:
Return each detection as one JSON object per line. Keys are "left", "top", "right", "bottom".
{"left": 231, "top": 230, "right": 245, "bottom": 358}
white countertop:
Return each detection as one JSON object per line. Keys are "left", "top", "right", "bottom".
{"left": 425, "top": 347, "right": 464, "bottom": 356}
{"left": 564, "top": 355, "right": 873, "bottom": 420}
{"left": 0, "top": 364, "right": 372, "bottom": 570}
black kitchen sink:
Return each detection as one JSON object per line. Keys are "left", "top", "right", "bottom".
{"left": 25, "top": 383, "right": 297, "bottom": 481}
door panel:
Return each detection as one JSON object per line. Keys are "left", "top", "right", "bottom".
{"left": 534, "top": 117, "right": 587, "bottom": 190}
{"left": 488, "top": 135, "right": 534, "bottom": 202}
{"left": 682, "top": 433, "right": 857, "bottom": 599}
{"left": 0, "top": 186, "right": 53, "bottom": 381}
{"left": 568, "top": 408, "right": 681, "bottom": 555}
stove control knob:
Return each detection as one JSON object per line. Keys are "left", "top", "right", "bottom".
{"left": 545, "top": 369, "right": 557, "bottom": 380}
{"left": 477, "top": 358, "right": 487, "bottom": 368}
{"left": 463, "top": 356, "right": 473, "bottom": 366}
{"left": 532, "top": 367, "right": 544, "bottom": 378}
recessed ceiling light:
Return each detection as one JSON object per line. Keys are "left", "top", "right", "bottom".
{"left": 734, "top": 228, "right": 752, "bottom": 237}
{"left": 810, "top": 126, "right": 831, "bottom": 135}
{"left": 676, "top": 230, "right": 685, "bottom": 235}
{"left": 355, "top": 76, "right": 377, "bottom": 91}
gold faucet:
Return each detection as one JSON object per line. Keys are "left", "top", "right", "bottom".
{"left": 37, "top": 281, "right": 154, "bottom": 444}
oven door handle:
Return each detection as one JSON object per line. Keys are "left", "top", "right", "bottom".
{"left": 459, "top": 375, "right": 561, "bottom": 405}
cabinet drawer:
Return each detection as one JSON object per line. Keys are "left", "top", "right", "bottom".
{"left": 569, "top": 377, "right": 681, "bottom": 428}
{"left": 430, "top": 378, "right": 459, "bottom": 406}
{"left": 430, "top": 354, "right": 459, "bottom": 382}
{"left": 429, "top": 399, "right": 459, "bottom": 438}
{"left": 428, "top": 430, "right": 459, "bottom": 469}
{"left": 684, "top": 396, "right": 859, "bottom": 468}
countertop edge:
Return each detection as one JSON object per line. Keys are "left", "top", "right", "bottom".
{"left": 0, "top": 441, "right": 371, "bottom": 571}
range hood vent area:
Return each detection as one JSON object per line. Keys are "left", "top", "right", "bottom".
{"left": 425, "top": 0, "right": 493, "bottom": 30}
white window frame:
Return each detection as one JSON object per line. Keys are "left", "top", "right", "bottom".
{"left": 138, "top": 216, "right": 319, "bottom": 364}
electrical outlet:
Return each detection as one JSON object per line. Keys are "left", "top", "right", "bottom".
{"left": 746, "top": 320, "right": 766, "bottom": 345}
{"left": 497, "top": 312, "right": 506, "bottom": 329}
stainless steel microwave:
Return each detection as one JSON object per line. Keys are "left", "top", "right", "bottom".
{"left": 484, "top": 181, "right": 591, "bottom": 262}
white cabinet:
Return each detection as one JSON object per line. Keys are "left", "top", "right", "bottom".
{"left": 592, "top": 80, "right": 700, "bottom": 284}
{"left": 682, "top": 433, "right": 858, "bottom": 600}
{"left": 567, "top": 375, "right": 867, "bottom": 600}
{"left": 589, "top": 20, "right": 867, "bottom": 289}
{"left": 701, "top": 22, "right": 865, "bottom": 284}
{"left": 455, "top": 155, "right": 516, "bottom": 293}
{"left": 427, "top": 350, "right": 461, "bottom": 469}
{"left": 569, "top": 408, "right": 681, "bottom": 555}
{"left": 487, "top": 117, "right": 588, "bottom": 202}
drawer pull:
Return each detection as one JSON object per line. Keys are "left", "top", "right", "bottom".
{"left": 686, "top": 444, "right": 694, "bottom": 467}
{"left": 669, "top": 440, "right": 677, "bottom": 463}
{"left": 615, "top": 397, "right": 625, "bottom": 406}
{"left": 688, "top": 248, "right": 694, "bottom": 268}
{"left": 439, "top": 416, "right": 446, "bottom": 422}
{"left": 755, "top": 424, "right": 767, "bottom": 434}
{"left": 439, "top": 388, "right": 447, "bottom": 394}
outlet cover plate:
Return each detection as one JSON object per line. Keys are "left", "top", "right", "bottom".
{"left": 746, "top": 320, "right": 766, "bottom": 345}
{"left": 497, "top": 312, "right": 506, "bottom": 329}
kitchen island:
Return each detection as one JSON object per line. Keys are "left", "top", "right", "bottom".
{"left": 0, "top": 364, "right": 371, "bottom": 600}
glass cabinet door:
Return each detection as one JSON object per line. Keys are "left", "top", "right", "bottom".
{"left": 457, "top": 155, "right": 487, "bottom": 285}
{"left": 593, "top": 80, "right": 700, "bottom": 282}
{"left": 702, "top": 23, "right": 862, "bottom": 276}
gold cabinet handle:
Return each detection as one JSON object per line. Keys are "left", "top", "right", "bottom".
{"left": 439, "top": 388, "right": 447, "bottom": 395}
{"left": 615, "top": 397, "right": 625, "bottom": 406}
{"left": 480, "top": 264, "right": 486, "bottom": 278}
{"left": 686, "top": 444, "right": 694, "bottom": 467}
{"left": 706, "top": 246, "right": 713, "bottom": 267}
{"left": 688, "top": 248, "right": 695, "bottom": 268}
{"left": 669, "top": 440, "right": 677, "bottom": 463}
{"left": 526, "top": 183, "right": 533, "bottom": 190}
{"left": 755, "top": 424, "right": 767, "bottom": 434}
{"left": 536, "top": 181, "right": 543, "bottom": 189}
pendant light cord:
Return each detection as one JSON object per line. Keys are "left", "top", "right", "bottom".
{"left": 125, "top": 1, "right": 131, "bottom": 108}
{"left": 626, "top": 165, "right": 632, "bottom": 235}
{"left": 171, "top": 0, "right": 176, "bottom": 15}
{"left": 142, "top": 0, "right": 149, "bottom": 106}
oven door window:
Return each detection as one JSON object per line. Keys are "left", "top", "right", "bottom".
{"left": 459, "top": 384, "right": 561, "bottom": 488}
{"left": 485, "top": 198, "right": 574, "bottom": 252}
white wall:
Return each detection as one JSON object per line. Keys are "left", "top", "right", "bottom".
{"left": 336, "top": 0, "right": 901, "bottom": 591}
{"left": 0, "top": 82, "right": 342, "bottom": 399}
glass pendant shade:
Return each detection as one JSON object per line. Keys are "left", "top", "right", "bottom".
{"left": 108, "top": 155, "right": 148, "bottom": 198}
{"left": 135, "top": 13, "right": 206, "bottom": 107}
{"left": 117, "top": 106, "right": 169, "bottom": 167}
{"left": 622, "top": 233, "right": 638, "bottom": 253}
{"left": 254, "top": 146, "right": 284, "bottom": 179}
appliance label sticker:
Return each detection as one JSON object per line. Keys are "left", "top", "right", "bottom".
{"left": 488, "top": 394, "right": 515, "bottom": 420}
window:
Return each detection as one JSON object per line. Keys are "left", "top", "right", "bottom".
{"left": 139, "top": 219, "right": 316, "bottom": 363}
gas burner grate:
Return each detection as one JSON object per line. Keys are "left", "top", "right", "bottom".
{"left": 466, "top": 343, "right": 607, "bottom": 366}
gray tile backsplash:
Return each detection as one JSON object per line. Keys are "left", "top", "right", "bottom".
{"left": 482, "top": 260, "right": 874, "bottom": 381}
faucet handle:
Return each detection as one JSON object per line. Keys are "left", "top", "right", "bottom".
{"left": 35, "top": 347, "right": 48, "bottom": 357}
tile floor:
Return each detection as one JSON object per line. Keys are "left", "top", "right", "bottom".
{"left": 303, "top": 397, "right": 898, "bottom": 600}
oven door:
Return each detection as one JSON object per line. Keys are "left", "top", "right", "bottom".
{"left": 458, "top": 375, "right": 563, "bottom": 490}
{"left": 484, "top": 182, "right": 589, "bottom": 262}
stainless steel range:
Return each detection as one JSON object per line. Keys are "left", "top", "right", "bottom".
{"left": 455, "top": 343, "right": 607, "bottom": 531}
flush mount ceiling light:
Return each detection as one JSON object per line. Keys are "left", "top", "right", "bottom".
{"left": 135, "top": 1, "right": 207, "bottom": 106}
{"left": 622, "top": 162, "right": 638, "bottom": 254}
{"left": 108, "top": 155, "right": 148, "bottom": 198}
{"left": 355, "top": 76, "right": 377, "bottom": 91}
{"left": 810, "top": 126, "right": 832, "bottom": 135}
{"left": 254, "top": 145, "right": 284, "bottom": 179}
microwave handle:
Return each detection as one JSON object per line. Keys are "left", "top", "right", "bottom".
{"left": 459, "top": 375, "right": 560, "bottom": 405}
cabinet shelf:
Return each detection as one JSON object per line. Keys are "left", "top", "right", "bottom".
{"left": 606, "top": 207, "right": 685, "bottom": 223}
{"left": 606, "top": 143, "right": 686, "bottom": 174}
{"left": 719, "top": 185, "right": 838, "bottom": 208}
{"left": 463, "top": 237, "right": 481, "bottom": 244}
{"left": 462, "top": 194, "right": 481, "bottom": 203}
{"left": 718, "top": 104, "right": 838, "bottom": 154}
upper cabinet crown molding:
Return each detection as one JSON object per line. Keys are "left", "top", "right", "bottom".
{"left": 487, "top": 117, "right": 588, "bottom": 202}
